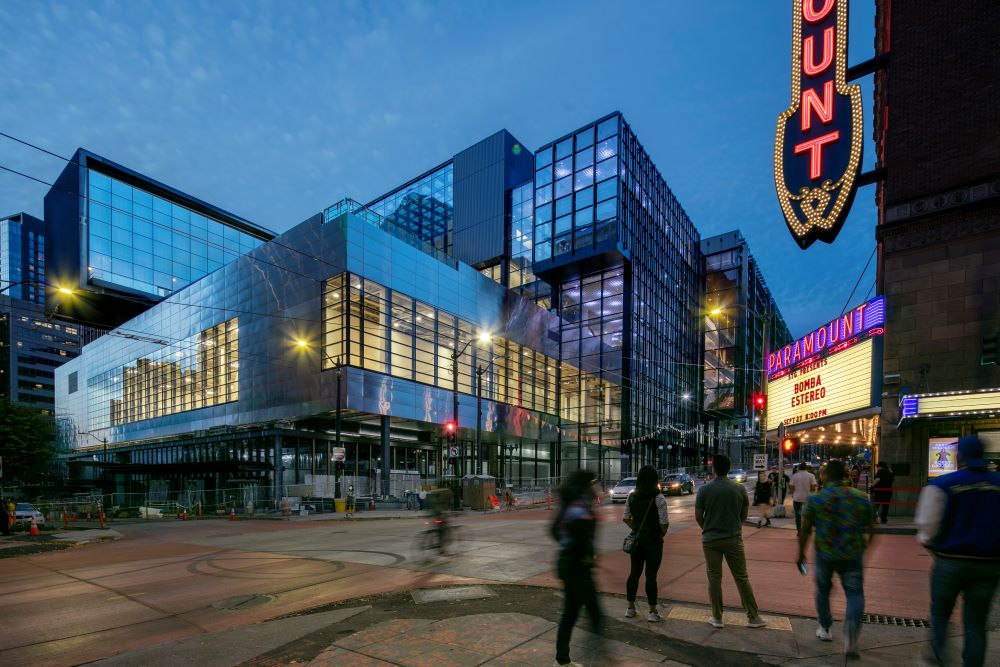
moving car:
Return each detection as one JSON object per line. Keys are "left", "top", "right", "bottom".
{"left": 610, "top": 477, "right": 637, "bottom": 503}
{"left": 15, "top": 503, "right": 45, "bottom": 525}
{"left": 661, "top": 473, "right": 694, "bottom": 495}
{"left": 727, "top": 469, "right": 748, "bottom": 483}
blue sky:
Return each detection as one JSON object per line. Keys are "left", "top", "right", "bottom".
{"left": 0, "top": 0, "right": 878, "bottom": 337}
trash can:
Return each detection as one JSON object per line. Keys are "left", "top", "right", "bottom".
{"left": 334, "top": 498, "right": 346, "bottom": 513}
{"left": 461, "top": 474, "right": 496, "bottom": 510}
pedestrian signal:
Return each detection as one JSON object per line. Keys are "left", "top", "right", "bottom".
{"left": 781, "top": 437, "right": 799, "bottom": 454}
{"left": 753, "top": 394, "right": 767, "bottom": 411}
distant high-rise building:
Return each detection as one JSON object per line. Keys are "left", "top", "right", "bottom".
{"left": 0, "top": 212, "right": 46, "bottom": 303}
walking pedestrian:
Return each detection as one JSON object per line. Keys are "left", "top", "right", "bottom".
{"left": 752, "top": 471, "right": 772, "bottom": 527}
{"left": 915, "top": 435, "right": 1000, "bottom": 667}
{"left": 623, "top": 465, "right": 669, "bottom": 622}
{"left": 550, "top": 470, "right": 602, "bottom": 667}
{"left": 797, "top": 459, "right": 873, "bottom": 660}
{"left": 695, "top": 454, "right": 767, "bottom": 629}
{"left": 790, "top": 463, "right": 818, "bottom": 533}
{"left": 871, "top": 462, "right": 894, "bottom": 524}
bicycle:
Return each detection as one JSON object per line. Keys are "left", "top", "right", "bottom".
{"left": 415, "top": 514, "right": 457, "bottom": 559}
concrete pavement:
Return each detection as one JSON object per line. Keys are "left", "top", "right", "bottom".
{"left": 0, "top": 491, "right": 991, "bottom": 666}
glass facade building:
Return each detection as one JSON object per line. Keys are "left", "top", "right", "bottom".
{"left": 532, "top": 113, "right": 702, "bottom": 474}
{"left": 0, "top": 212, "right": 46, "bottom": 303}
{"left": 86, "top": 170, "right": 264, "bottom": 298}
{"left": 701, "top": 231, "right": 791, "bottom": 466}
{"left": 44, "top": 148, "right": 274, "bottom": 328}
{"left": 54, "top": 116, "right": 787, "bottom": 507}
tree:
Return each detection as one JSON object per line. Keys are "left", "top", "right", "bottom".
{"left": 0, "top": 401, "right": 57, "bottom": 485}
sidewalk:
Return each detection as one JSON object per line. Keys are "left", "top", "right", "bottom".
{"left": 90, "top": 583, "right": 998, "bottom": 667}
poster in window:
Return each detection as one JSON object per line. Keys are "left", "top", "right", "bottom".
{"left": 928, "top": 438, "right": 958, "bottom": 478}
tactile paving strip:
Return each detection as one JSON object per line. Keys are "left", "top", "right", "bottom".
{"left": 666, "top": 606, "right": 793, "bottom": 631}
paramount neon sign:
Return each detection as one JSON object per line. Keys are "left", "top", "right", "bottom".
{"left": 767, "top": 296, "right": 884, "bottom": 377}
{"left": 774, "top": 0, "right": 863, "bottom": 249}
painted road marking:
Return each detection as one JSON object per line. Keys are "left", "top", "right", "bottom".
{"left": 667, "top": 606, "right": 792, "bottom": 631}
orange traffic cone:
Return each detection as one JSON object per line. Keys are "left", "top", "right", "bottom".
{"left": 29, "top": 516, "right": 40, "bottom": 536}
{"left": 182, "top": 510, "right": 188, "bottom": 521}
{"left": 229, "top": 507, "right": 237, "bottom": 521}
{"left": 99, "top": 510, "right": 106, "bottom": 529}
{"left": 63, "top": 509, "right": 69, "bottom": 529}
{"left": 546, "top": 488, "right": 552, "bottom": 511}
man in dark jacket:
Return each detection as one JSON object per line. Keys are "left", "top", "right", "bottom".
{"left": 551, "top": 470, "right": 602, "bottom": 667}
{"left": 916, "top": 436, "right": 1000, "bottom": 667}
{"left": 871, "top": 462, "right": 894, "bottom": 524}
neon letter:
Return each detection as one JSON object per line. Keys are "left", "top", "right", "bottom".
{"left": 803, "top": 333, "right": 814, "bottom": 356}
{"left": 794, "top": 131, "right": 840, "bottom": 179}
{"left": 842, "top": 313, "right": 854, "bottom": 337}
{"left": 803, "top": 0, "right": 835, "bottom": 23}
{"left": 801, "top": 80, "right": 834, "bottom": 132}
{"left": 803, "top": 27, "right": 835, "bottom": 76}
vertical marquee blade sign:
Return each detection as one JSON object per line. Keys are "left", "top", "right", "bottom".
{"left": 774, "top": 0, "right": 863, "bottom": 249}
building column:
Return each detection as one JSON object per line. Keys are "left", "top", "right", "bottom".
{"left": 274, "top": 434, "right": 283, "bottom": 507}
{"left": 380, "top": 415, "right": 391, "bottom": 498}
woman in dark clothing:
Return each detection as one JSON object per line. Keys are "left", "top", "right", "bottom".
{"left": 551, "top": 470, "right": 602, "bottom": 667}
{"left": 624, "top": 465, "right": 670, "bottom": 622}
{"left": 872, "top": 461, "right": 894, "bottom": 524}
{"left": 754, "top": 471, "right": 773, "bottom": 527}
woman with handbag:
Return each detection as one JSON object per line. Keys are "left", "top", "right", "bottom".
{"left": 623, "top": 465, "right": 670, "bottom": 622}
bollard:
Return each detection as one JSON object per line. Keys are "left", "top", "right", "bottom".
{"left": 86, "top": 512, "right": 92, "bottom": 522}
{"left": 98, "top": 509, "right": 106, "bottom": 529}
{"left": 196, "top": 503, "right": 203, "bottom": 519}
{"left": 63, "top": 509, "right": 69, "bottom": 529}
{"left": 71, "top": 512, "right": 77, "bottom": 522}
{"left": 547, "top": 487, "right": 552, "bottom": 511}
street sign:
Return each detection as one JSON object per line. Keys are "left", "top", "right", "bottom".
{"left": 449, "top": 446, "right": 460, "bottom": 458}
{"left": 332, "top": 447, "right": 346, "bottom": 462}
{"left": 753, "top": 453, "right": 767, "bottom": 471}
{"left": 778, "top": 422, "right": 786, "bottom": 441}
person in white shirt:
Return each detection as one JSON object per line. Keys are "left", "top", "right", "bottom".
{"left": 789, "top": 463, "right": 818, "bottom": 533}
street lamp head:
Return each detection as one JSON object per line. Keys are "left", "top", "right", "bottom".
{"left": 295, "top": 339, "right": 309, "bottom": 349}
{"left": 710, "top": 307, "right": 723, "bottom": 316}
{"left": 478, "top": 331, "right": 492, "bottom": 344}
{"left": 682, "top": 392, "right": 691, "bottom": 401}
{"left": 57, "top": 286, "right": 75, "bottom": 296}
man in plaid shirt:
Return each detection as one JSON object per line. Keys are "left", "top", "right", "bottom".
{"left": 797, "top": 460, "right": 874, "bottom": 660}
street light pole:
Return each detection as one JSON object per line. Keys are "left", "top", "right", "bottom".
{"left": 451, "top": 331, "right": 491, "bottom": 477}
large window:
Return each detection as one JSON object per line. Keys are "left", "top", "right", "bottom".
{"left": 322, "top": 273, "right": 568, "bottom": 415}
{"left": 533, "top": 117, "right": 620, "bottom": 263}
{"left": 367, "top": 164, "right": 454, "bottom": 254}
{"left": 92, "top": 318, "right": 239, "bottom": 427}
{"left": 86, "top": 169, "right": 265, "bottom": 298}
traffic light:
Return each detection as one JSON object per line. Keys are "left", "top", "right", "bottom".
{"left": 752, "top": 394, "right": 767, "bottom": 411}
{"left": 781, "top": 437, "right": 800, "bottom": 455}
{"left": 444, "top": 420, "right": 457, "bottom": 444}
{"left": 982, "top": 333, "right": 998, "bottom": 366}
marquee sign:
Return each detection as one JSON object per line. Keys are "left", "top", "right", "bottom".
{"left": 774, "top": 0, "right": 863, "bottom": 249}
{"left": 768, "top": 296, "right": 884, "bottom": 378}
{"left": 766, "top": 337, "right": 874, "bottom": 431}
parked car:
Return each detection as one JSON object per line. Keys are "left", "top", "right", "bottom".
{"left": 727, "top": 469, "right": 748, "bottom": 483}
{"left": 15, "top": 503, "right": 45, "bottom": 525}
{"left": 661, "top": 473, "right": 695, "bottom": 495}
{"left": 610, "top": 477, "right": 637, "bottom": 503}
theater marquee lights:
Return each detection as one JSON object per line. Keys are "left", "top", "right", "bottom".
{"left": 765, "top": 296, "right": 885, "bottom": 431}
{"left": 774, "top": 0, "right": 863, "bottom": 249}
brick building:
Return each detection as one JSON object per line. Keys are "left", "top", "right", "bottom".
{"left": 875, "top": 1, "right": 1000, "bottom": 500}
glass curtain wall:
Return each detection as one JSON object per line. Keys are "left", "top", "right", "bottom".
{"left": 366, "top": 163, "right": 454, "bottom": 255}
{"left": 82, "top": 317, "right": 240, "bottom": 429}
{"left": 86, "top": 169, "right": 264, "bottom": 298}
{"left": 322, "top": 272, "right": 566, "bottom": 414}
{"left": 703, "top": 249, "right": 740, "bottom": 412}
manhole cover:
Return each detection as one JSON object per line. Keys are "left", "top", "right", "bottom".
{"left": 411, "top": 586, "right": 495, "bottom": 604}
{"left": 212, "top": 594, "right": 275, "bottom": 610}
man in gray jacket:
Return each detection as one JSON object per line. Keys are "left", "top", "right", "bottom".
{"left": 696, "top": 454, "right": 766, "bottom": 629}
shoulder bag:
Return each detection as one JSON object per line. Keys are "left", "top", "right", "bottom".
{"left": 622, "top": 496, "right": 655, "bottom": 554}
